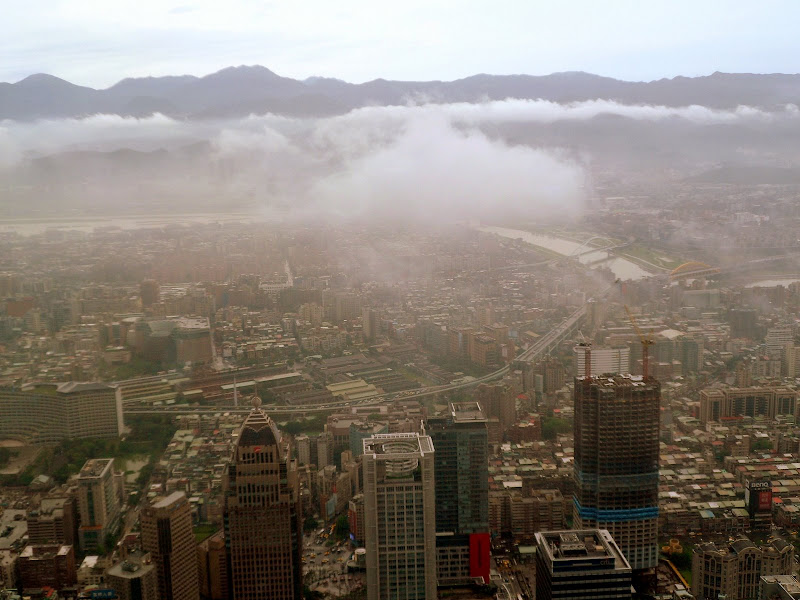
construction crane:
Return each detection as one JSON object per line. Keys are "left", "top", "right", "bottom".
{"left": 576, "top": 330, "right": 592, "bottom": 381}
{"left": 624, "top": 305, "right": 654, "bottom": 380}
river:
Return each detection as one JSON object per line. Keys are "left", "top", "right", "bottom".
{"left": 477, "top": 225, "right": 653, "bottom": 281}
{"left": 745, "top": 277, "right": 800, "bottom": 288}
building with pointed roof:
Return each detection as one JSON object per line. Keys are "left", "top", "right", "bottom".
{"left": 223, "top": 397, "right": 302, "bottom": 600}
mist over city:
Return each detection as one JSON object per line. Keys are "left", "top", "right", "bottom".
{"left": 3, "top": 2, "right": 800, "bottom": 600}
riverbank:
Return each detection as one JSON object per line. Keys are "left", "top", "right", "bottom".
{"left": 477, "top": 225, "right": 654, "bottom": 280}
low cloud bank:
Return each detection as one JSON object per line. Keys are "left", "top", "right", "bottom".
{"left": 2, "top": 98, "right": 794, "bottom": 220}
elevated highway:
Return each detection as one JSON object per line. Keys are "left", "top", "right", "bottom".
{"left": 124, "top": 297, "right": 605, "bottom": 419}
{"left": 123, "top": 282, "right": 617, "bottom": 419}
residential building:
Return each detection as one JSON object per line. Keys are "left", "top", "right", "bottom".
{"left": 474, "top": 384, "right": 516, "bottom": 432}
{"left": 17, "top": 545, "right": 77, "bottom": 593}
{"left": 0, "top": 382, "right": 123, "bottom": 444}
{"left": 489, "top": 489, "right": 565, "bottom": 541}
{"left": 692, "top": 536, "right": 792, "bottom": 600}
{"left": 699, "top": 386, "right": 799, "bottom": 425}
{"left": 77, "top": 459, "right": 121, "bottom": 553}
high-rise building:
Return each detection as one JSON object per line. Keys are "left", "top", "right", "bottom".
{"left": 296, "top": 434, "right": 311, "bottom": 465}
{"left": 362, "top": 307, "right": 379, "bottom": 341}
{"left": 534, "top": 357, "right": 566, "bottom": 395}
{"left": 534, "top": 529, "right": 632, "bottom": 600}
{"left": 363, "top": 433, "right": 437, "bottom": 600}
{"left": 427, "top": 402, "right": 490, "bottom": 585}
{"left": 766, "top": 325, "right": 794, "bottom": 354}
{"left": 197, "top": 531, "right": 228, "bottom": 600}
{"left": 141, "top": 491, "right": 200, "bottom": 600}
{"left": 746, "top": 480, "right": 774, "bottom": 531}
{"left": 573, "top": 374, "right": 660, "bottom": 572}
{"left": 140, "top": 279, "right": 160, "bottom": 308}
{"left": 699, "top": 386, "right": 798, "bottom": 425}
{"left": 350, "top": 421, "right": 388, "bottom": 457}
{"left": 316, "top": 430, "right": 334, "bottom": 469}
{"left": 474, "top": 383, "right": 516, "bottom": 432}
{"left": 0, "top": 382, "right": 124, "bottom": 444}
{"left": 223, "top": 399, "right": 302, "bottom": 600}
{"left": 489, "top": 489, "right": 565, "bottom": 541}
{"left": 348, "top": 494, "right": 366, "bottom": 546}
{"left": 728, "top": 308, "right": 758, "bottom": 339}
{"left": 106, "top": 551, "right": 160, "bottom": 600}
{"left": 678, "top": 336, "right": 704, "bottom": 374}
{"left": 77, "top": 458, "right": 121, "bottom": 553}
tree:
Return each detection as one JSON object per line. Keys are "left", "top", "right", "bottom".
{"left": 304, "top": 515, "right": 320, "bottom": 533}
{"left": 541, "top": 416, "right": 572, "bottom": 440}
{"left": 335, "top": 514, "right": 350, "bottom": 540}
{"left": 752, "top": 439, "right": 773, "bottom": 451}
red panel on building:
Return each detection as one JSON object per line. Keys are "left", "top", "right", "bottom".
{"left": 759, "top": 490, "right": 773, "bottom": 511}
{"left": 469, "top": 533, "right": 491, "bottom": 583}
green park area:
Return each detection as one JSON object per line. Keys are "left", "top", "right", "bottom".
{"left": 0, "top": 415, "right": 177, "bottom": 487}
{"left": 620, "top": 243, "right": 684, "bottom": 271}
{"left": 193, "top": 523, "right": 220, "bottom": 543}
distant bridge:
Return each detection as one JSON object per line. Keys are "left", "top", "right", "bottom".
{"left": 669, "top": 261, "right": 721, "bottom": 281}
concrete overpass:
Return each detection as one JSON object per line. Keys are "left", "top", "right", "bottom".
{"left": 123, "top": 282, "right": 617, "bottom": 419}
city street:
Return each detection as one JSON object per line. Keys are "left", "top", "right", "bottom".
{"left": 303, "top": 533, "right": 365, "bottom": 596}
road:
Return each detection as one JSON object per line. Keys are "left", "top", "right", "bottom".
{"left": 123, "top": 283, "right": 616, "bottom": 418}
{"left": 303, "top": 533, "right": 363, "bottom": 597}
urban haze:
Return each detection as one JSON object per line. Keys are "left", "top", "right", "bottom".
{"left": 2, "top": 5, "right": 800, "bottom": 600}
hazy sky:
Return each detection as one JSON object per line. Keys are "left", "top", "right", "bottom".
{"left": 2, "top": 0, "right": 799, "bottom": 88}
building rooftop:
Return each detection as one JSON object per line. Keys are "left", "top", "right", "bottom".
{"left": 107, "top": 552, "right": 156, "bottom": 580}
{"left": 450, "top": 401, "right": 487, "bottom": 423}
{"left": 536, "top": 529, "right": 631, "bottom": 572}
{"left": 55, "top": 381, "right": 115, "bottom": 394}
{"left": 363, "top": 433, "right": 434, "bottom": 458}
{"left": 152, "top": 491, "right": 186, "bottom": 509}
{"left": 78, "top": 458, "right": 113, "bottom": 479}
{"left": 235, "top": 398, "right": 282, "bottom": 453}
{"left": 761, "top": 575, "right": 800, "bottom": 599}
{"left": 20, "top": 544, "right": 72, "bottom": 559}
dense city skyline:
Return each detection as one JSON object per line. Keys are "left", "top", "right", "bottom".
{"left": 3, "top": 6, "right": 800, "bottom": 598}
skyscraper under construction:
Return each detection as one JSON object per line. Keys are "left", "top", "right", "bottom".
{"left": 223, "top": 398, "right": 302, "bottom": 600}
{"left": 573, "top": 374, "right": 660, "bottom": 572}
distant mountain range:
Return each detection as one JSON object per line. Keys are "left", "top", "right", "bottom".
{"left": 2, "top": 66, "right": 800, "bottom": 120}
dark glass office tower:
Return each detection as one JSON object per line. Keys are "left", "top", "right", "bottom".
{"left": 427, "top": 401, "right": 490, "bottom": 585}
